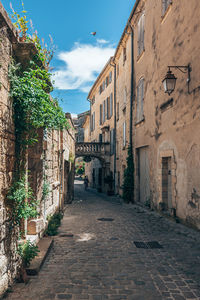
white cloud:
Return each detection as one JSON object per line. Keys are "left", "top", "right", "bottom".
{"left": 97, "top": 39, "right": 109, "bottom": 44}
{"left": 53, "top": 41, "right": 115, "bottom": 92}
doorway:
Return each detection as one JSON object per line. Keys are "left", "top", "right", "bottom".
{"left": 162, "top": 157, "right": 172, "bottom": 210}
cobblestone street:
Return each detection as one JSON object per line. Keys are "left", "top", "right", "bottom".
{"left": 5, "top": 180, "right": 200, "bottom": 300}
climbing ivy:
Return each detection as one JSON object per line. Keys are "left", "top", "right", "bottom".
{"left": 7, "top": 175, "right": 38, "bottom": 227}
{"left": 7, "top": 2, "right": 68, "bottom": 233}
{"left": 122, "top": 145, "right": 134, "bottom": 203}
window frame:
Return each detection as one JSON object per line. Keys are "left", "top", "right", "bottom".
{"left": 136, "top": 77, "right": 145, "bottom": 123}
{"left": 137, "top": 12, "right": 145, "bottom": 57}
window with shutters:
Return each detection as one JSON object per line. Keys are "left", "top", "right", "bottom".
{"left": 136, "top": 78, "right": 144, "bottom": 123}
{"left": 91, "top": 112, "right": 95, "bottom": 131}
{"left": 109, "top": 71, "right": 112, "bottom": 83}
{"left": 123, "top": 122, "right": 126, "bottom": 148}
{"left": 117, "top": 102, "right": 119, "bottom": 121}
{"left": 162, "top": 0, "right": 172, "bottom": 16}
{"left": 137, "top": 13, "right": 145, "bottom": 57}
{"left": 106, "top": 76, "right": 109, "bottom": 87}
{"left": 110, "top": 129, "right": 114, "bottom": 155}
{"left": 99, "top": 104, "right": 103, "bottom": 125}
{"left": 123, "top": 47, "right": 127, "bottom": 64}
{"left": 110, "top": 93, "right": 113, "bottom": 118}
{"left": 103, "top": 100, "right": 106, "bottom": 123}
{"left": 106, "top": 97, "right": 110, "bottom": 119}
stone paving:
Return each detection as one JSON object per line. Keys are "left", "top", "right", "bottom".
{"left": 4, "top": 179, "right": 200, "bottom": 300}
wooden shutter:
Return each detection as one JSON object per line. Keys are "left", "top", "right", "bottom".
{"left": 103, "top": 100, "right": 105, "bottom": 123}
{"left": 110, "top": 93, "right": 113, "bottom": 117}
{"left": 99, "top": 104, "right": 102, "bottom": 125}
{"left": 123, "top": 122, "right": 126, "bottom": 147}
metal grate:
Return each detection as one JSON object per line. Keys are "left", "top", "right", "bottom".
{"left": 97, "top": 218, "right": 114, "bottom": 222}
{"left": 134, "top": 241, "right": 163, "bottom": 249}
{"left": 59, "top": 234, "right": 74, "bottom": 238}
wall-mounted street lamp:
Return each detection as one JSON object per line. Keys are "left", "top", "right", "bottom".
{"left": 162, "top": 64, "right": 192, "bottom": 95}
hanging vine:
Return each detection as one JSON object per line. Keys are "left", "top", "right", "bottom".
{"left": 7, "top": 2, "right": 68, "bottom": 233}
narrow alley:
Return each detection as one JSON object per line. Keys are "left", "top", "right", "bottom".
{"left": 5, "top": 180, "right": 200, "bottom": 300}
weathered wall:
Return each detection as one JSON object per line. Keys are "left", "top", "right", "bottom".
{"left": 86, "top": 61, "right": 115, "bottom": 194}
{"left": 0, "top": 16, "right": 18, "bottom": 296}
{"left": 131, "top": 0, "right": 200, "bottom": 228}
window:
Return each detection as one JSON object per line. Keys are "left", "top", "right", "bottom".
{"left": 109, "top": 71, "right": 112, "bottom": 84}
{"left": 117, "top": 64, "right": 119, "bottom": 77}
{"left": 110, "top": 93, "right": 113, "bottom": 118}
{"left": 123, "top": 87, "right": 127, "bottom": 106}
{"left": 110, "top": 129, "right": 114, "bottom": 155}
{"left": 106, "top": 97, "right": 109, "bottom": 119}
{"left": 91, "top": 112, "right": 95, "bottom": 131}
{"left": 99, "top": 104, "right": 103, "bottom": 125}
{"left": 117, "top": 102, "right": 119, "bottom": 121}
{"left": 136, "top": 78, "right": 144, "bottom": 122}
{"left": 162, "top": 0, "right": 172, "bottom": 16}
{"left": 123, "top": 47, "right": 127, "bottom": 64}
{"left": 106, "top": 76, "right": 109, "bottom": 87}
{"left": 123, "top": 122, "right": 126, "bottom": 148}
{"left": 102, "top": 81, "right": 105, "bottom": 91}
{"left": 99, "top": 134, "right": 102, "bottom": 143}
{"left": 92, "top": 96, "right": 95, "bottom": 105}
{"left": 138, "top": 13, "right": 145, "bottom": 56}
{"left": 103, "top": 100, "right": 106, "bottom": 123}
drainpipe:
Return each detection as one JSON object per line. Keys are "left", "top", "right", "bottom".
{"left": 129, "top": 25, "right": 134, "bottom": 152}
{"left": 110, "top": 61, "right": 117, "bottom": 194}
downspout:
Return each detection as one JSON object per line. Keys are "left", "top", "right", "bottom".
{"left": 129, "top": 25, "right": 134, "bottom": 151}
{"left": 110, "top": 61, "right": 117, "bottom": 194}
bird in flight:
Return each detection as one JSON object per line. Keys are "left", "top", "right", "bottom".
{"left": 90, "top": 32, "right": 97, "bottom": 36}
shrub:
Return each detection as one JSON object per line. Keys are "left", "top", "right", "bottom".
{"left": 17, "top": 240, "right": 39, "bottom": 267}
{"left": 45, "top": 212, "right": 63, "bottom": 236}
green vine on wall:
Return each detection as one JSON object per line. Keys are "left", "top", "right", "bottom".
{"left": 7, "top": 3, "right": 68, "bottom": 234}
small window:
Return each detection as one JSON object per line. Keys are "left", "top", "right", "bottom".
{"left": 106, "top": 76, "right": 109, "bottom": 87}
{"left": 92, "top": 96, "right": 95, "bottom": 105}
{"left": 123, "top": 47, "right": 127, "bottom": 64}
{"left": 99, "top": 104, "right": 103, "bottom": 125}
{"left": 138, "top": 13, "right": 145, "bottom": 56}
{"left": 162, "top": 0, "right": 172, "bottom": 16}
{"left": 110, "top": 93, "right": 113, "bottom": 118}
{"left": 109, "top": 71, "right": 112, "bottom": 83}
{"left": 117, "top": 64, "right": 119, "bottom": 77}
{"left": 123, "top": 122, "right": 126, "bottom": 148}
{"left": 99, "top": 134, "right": 102, "bottom": 143}
{"left": 91, "top": 112, "right": 95, "bottom": 131}
{"left": 123, "top": 87, "right": 127, "bottom": 105}
{"left": 117, "top": 102, "right": 119, "bottom": 121}
{"left": 102, "top": 81, "right": 105, "bottom": 91}
{"left": 110, "top": 129, "right": 114, "bottom": 155}
{"left": 106, "top": 97, "right": 110, "bottom": 119}
{"left": 136, "top": 78, "right": 144, "bottom": 122}
{"left": 103, "top": 100, "right": 106, "bottom": 123}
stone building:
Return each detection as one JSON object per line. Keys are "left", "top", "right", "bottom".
{"left": 0, "top": 2, "right": 75, "bottom": 295}
{"left": 85, "top": 0, "right": 200, "bottom": 229}
{"left": 87, "top": 58, "right": 115, "bottom": 193}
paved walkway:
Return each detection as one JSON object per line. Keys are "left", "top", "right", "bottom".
{"left": 5, "top": 180, "right": 200, "bottom": 300}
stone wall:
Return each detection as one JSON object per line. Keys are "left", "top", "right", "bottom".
{"left": 0, "top": 8, "right": 19, "bottom": 295}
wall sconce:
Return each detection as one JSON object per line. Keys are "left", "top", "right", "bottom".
{"left": 162, "top": 64, "right": 192, "bottom": 95}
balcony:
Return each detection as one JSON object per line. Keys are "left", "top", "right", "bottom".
{"left": 75, "top": 142, "right": 110, "bottom": 161}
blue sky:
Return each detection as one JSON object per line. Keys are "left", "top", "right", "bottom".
{"left": 2, "top": 0, "right": 135, "bottom": 116}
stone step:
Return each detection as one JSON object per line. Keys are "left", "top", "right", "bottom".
{"left": 26, "top": 237, "right": 53, "bottom": 276}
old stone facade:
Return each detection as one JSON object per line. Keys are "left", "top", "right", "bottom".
{"left": 87, "top": 59, "right": 115, "bottom": 193}
{"left": 85, "top": 0, "right": 200, "bottom": 229}
{"left": 0, "top": 3, "right": 75, "bottom": 296}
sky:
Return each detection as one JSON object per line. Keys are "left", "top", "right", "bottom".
{"left": 2, "top": 0, "right": 135, "bottom": 117}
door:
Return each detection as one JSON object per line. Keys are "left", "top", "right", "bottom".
{"left": 137, "top": 147, "right": 150, "bottom": 204}
{"left": 162, "top": 157, "right": 172, "bottom": 210}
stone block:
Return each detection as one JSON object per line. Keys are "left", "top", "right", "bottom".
{"left": 27, "top": 218, "right": 44, "bottom": 235}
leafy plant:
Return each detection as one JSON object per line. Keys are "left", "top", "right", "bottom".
{"left": 7, "top": 175, "right": 38, "bottom": 227}
{"left": 17, "top": 240, "right": 39, "bottom": 267}
{"left": 45, "top": 212, "right": 63, "bottom": 236}
{"left": 42, "top": 177, "right": 50, "bottom": 201}
{"left": 122, "top": 145, "right": 134, "bottom": 203}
